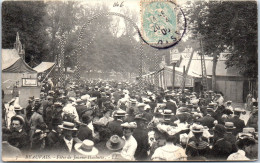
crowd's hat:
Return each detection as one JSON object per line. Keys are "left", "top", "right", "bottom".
{"left": 178, "top": 107, "right": 189, "bottom": 113}
{"left": 156, "top": 123, "right": 180, "bottom": 136}
{"left": 81, "top": 95, "right": 90, "bottom": 101}
{"left": 121, "top": 122, "right": 137, "bottom": 129}
{"left": 191, "top": 124, "right": 204, "bottom": 133}
{"left": 58, "top": 121, "right": 77, "bottom": 131}
{"left": 137, "top": 103, "right": 146, "bottom": 107}
{"left": 213, "top": 124, "right": 226, "bottom": 135}
{"left": 14, "top": 104, "right": 23, "bottom": 111}
{"left": 93, "top": 120, "right": 106, "bottom": 127}
{"left": 234, "top": 108, "right": 245, "bottom": 113}
{"left": 11, "top": 115, "right": 25, "bottom": 125}
{"left": 134, "top": 114, "right": 147, "bottom": 121}
{"left": 68, "top": 97, "right": 76, "bottom": 102}
{"left": 106, "top": 135, "right": 125, "bottom": 151}
{"left": 224, "top": 122, "right": 236, "bottom": 129}
{"left": 114, "top": 110, "right": 126, "bottom": 117}
{"left": 40, "top": 92, "right": 44, "bottom": 95}
{"left": 47, "top": 96, "right": 53, "bottom": 99}
{"left": 130, "top": 98, "right": 137, "bottom": 103}
{"left": 157, "top": 103, "right": 166, "bottom": 108}
{"left": 48, "top": 90, "right": 55, "bottom": 94}
{"left": 144, "top": 105, "right": 151, "bottom": 111}
{"left": 226, "top": 101, "right": 232, "bottom": 104}
{"left": 35, "top": 98, "right": 40, "bottom": 102}
{"left": 143, "top": 98, "right": 151, "bottom": 103}
{"left": 206, "top": 107, "right": 214, "bottom": 112}
{"left": 208, "top": 90, "right": 214, "bottom": 93}
{"left": 161, "top": 109, "right": 174, "bottom": 115}
{"left": 76, "top": 99, "right": 83, "bottom": 103}
{"left": 208, "top": 103, "right": 217, "bottom": 108}
{"left": 89, "top": 97, "right": 97, "bottom": 101}
{"left": 243, "top": 127, "right": 255, "bottom": 134}
{"left": 54, "top": 102, "right": 63, "bottom": 107}
{"left": 75, "top": 139, "right": 98, "bottom": 156}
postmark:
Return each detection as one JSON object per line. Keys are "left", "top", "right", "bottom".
{"left": 140, "top": 0, "right": 186, "bottom": 49}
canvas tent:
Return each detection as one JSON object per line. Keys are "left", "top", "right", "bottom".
{"left": 2, "top": 49, "right": 39, "bottom": 104}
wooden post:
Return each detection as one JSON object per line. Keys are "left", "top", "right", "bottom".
{"left": 172, "top": 62, "right": 176, "bottom": 90}
{"left": 182, "top": 66, "right": 186, "bottom": 92}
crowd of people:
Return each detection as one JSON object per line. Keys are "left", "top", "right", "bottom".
{"left": 2, "top": 78, "right": 258, "bottom": 161}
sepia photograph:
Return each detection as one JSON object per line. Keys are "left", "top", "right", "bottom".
{"left": 1, "top": 0, "right": 258, "bottom": 161}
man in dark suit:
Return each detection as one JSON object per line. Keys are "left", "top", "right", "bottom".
{"left": 77, "top": 114, "right": 93, "bottom": 141}
{"left": 227, "top": 108, "right": 246, "bottom": 136}
{"left": 223, "top": 122, "right": 238, "bottom": 153}
{"left": 46, "top": 118, "right": 62, "bottom": 150}
{"left": 53, "top": 122, "right": 78, "bottom": 154}
{"left": 210, "top": 124, "right": 233, "bottom": 160}
{"left": 165, "top": 95, "right": 177, "bottom": 115}
{"left": 198, "top": 108, "right": 216, "bottom": 129}
{"left": 108, "top": 110, "right": 126, "bottom": 137}
{"left": 133, "top": 115, "right": 149, "bottom": 161}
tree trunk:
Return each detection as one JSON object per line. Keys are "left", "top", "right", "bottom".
{"left": 212, "top": 53, "right": 218, "bottom": 91}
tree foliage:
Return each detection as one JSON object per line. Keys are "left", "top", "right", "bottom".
{"left": 2, "top": 1, "right": 48, "bottom": 65}
{"left": 188, "top": 1, "right": 257, "bottom": 78}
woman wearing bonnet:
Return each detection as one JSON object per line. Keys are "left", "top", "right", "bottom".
{"left": 151, "top": 124, "right": 187, "bottom": 161}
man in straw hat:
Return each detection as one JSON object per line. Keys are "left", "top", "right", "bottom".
{"left": 74, "top": 139, "right": 99, "bottom": 157}
{"left": 223, "top": 122, "right": 237, "bottom": 149}
{"left": 120, "top": 122, "right": 138, "bottom": 160}
{"left": 227, "top": 108, "right": 246, "bottom": 136}
{"left": 108, "top": 110, "right": 126, "bottom": 137}
{"left": 53, "top": 121, "right": 78, "bottom": 154}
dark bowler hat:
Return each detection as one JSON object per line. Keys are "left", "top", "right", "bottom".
{"left": 213, "top": 124, "right": 226, "bottom": 135}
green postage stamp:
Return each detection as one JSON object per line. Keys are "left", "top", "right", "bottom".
{"left": 141, "top": 0, "right": 184, "bottom": 48}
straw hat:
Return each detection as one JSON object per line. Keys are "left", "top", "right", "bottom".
{"left": 14, "top": 104, "right": 23, "bottom": 111}
{"left": 224, "top": 122, "right": 236, "bottom": 129}
{"left": 114, "top": 110, "right": 126, "bottom": 117}
{"left": 191, "top": 124, "right": 204, "bottom": 133}
{"left": 75, "top": 139, "right": 98, "bottom": 155}
{"left": 134, "top": 114, "right": 147, "bottom": 121}
{"left": 106, "top": 135, "right": 125, "bottom": 151}
{"left": 58, "top": 122, "right": 77, "bottom": 131}
{"left": 121, "top": 122, "right": 137, "bottom": 129}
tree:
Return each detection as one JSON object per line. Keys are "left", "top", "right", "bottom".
{"left": 2, "top": 1, "right": 48, "bottom": 66}
{"left": 188, "top": 1, "right": 257, "bottom": 90}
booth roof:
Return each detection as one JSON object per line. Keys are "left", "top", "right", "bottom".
{"left": 2, "top": 49, "right": 36, "bottom": 73}
{"left": 33, "top": 62, "right": 55, "bottom": 73}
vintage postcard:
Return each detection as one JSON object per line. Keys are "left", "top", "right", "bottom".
{"left": 1, "top": 0, "right": 258, "bottom": 161}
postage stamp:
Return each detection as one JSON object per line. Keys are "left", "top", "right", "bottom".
{"left": 141, "top": 0, "right": 185, "bottom": 49}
